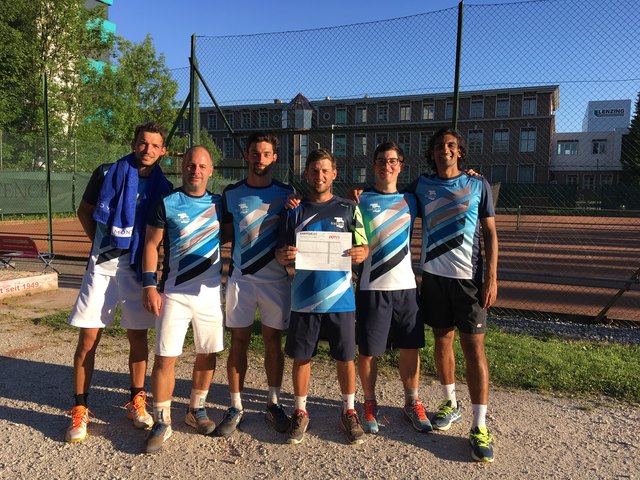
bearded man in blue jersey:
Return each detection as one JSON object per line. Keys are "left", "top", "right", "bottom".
{"left": 406, "top": 127, "right": 499, "bottom": 463}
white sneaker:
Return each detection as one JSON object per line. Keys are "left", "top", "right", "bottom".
{"left": 65, "top": 405, "right": 90, "bottom": 443}
{"left": 125, "top": 391, "right": 153, "bottom": 429}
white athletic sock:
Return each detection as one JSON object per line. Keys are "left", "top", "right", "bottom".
{"left": 153, "top": 400, "right": 171, "bottom": 424}
{"left": 190, "top": 389, "right": 208, "bottom": 410}
{"left": 472, "top": 404, "right": 487, "bottom": 428}
{"left": 294, "top": 395, "right": 307, "bottom": 412}
{"left": 441, "top": 383, "right": 457, "bottom": 408}
{"left": 267, "top": 386, "right": 281, "bottom": 405}
{"left": 230, "top": 392, "right": 243, "bottom": 411}
{"left": 404, "top": 388, "right": 419, "bottom": 404}
{"left": 342, "top": 393, "right": 355, "bottom": 413}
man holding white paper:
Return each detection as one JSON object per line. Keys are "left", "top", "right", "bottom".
{"left": 276, "top": 149, "right": 368, "bottom": 446}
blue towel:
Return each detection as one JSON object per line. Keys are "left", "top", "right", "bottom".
{"left": 93, "top": 153, "right": 172, "bottom": 279}
{"left": 93, "top": 154, "right": 138, "bottom": 249}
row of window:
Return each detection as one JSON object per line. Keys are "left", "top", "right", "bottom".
{"left": 334, "top": 95, "right": 538, "bottom": 125}
{"left": 198, "top": 95, "right": 540, "bottom": 132}
{"left": 566, "top": 174, "right": 614, "bottom": 188}
{"left": 557, "top": 139, "right": 607, "bottom": 156}
{"left": 328, "top": 128, "right": 538, "bottom": 158}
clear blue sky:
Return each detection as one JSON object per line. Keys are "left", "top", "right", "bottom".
{"left": 110, "top": 0, "right": 515, "bottom": 70}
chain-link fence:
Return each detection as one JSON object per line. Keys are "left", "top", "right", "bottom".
{"left": 1, "top": 0, "right": 639, "bottom": 324}
{"left": 179, "top": 0, "right": 640, "bottom": 324}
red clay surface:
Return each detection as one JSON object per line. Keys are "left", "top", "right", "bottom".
{"left": 2, "top": 214, "right": 639, "bottom": 323}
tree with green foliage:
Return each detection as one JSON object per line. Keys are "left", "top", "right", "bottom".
{"left": 620, "top": 92, "right": 640, "bottom": 186}
{"left": 78, "top": 35, "right": 179, "bottom": 148}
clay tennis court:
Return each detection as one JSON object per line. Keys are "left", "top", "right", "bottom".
{"left": 2, "top": 213, "right": 639, "bottom": 323}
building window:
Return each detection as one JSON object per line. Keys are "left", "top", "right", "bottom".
{"left": 517, "top": 164, "right": 535, "bottom": 183}
{"left": 300, "top": 134, "right": 308, "bottom": 171}
{"left": 333, "top": 134, "right": 347, "bottom": 157}
{"left": 496, "top": 96, "right": 510, "bottom": 117}
{"left": 445, "top": 101, "right": 453, "bottom": 120}
{"left": 207, "top": 113, "right": 217, "bottom": 130}
{"left": 353, "top": 167, "right": 367, "bottom": 184}
{"left": 557, "top": 140, "right": 578, "bottom": 155}
{"left": 335, "top": 107, "right": 347, "bottom": 125}
{"left": 592, "top": 139, "right": 607, "bottom": 154}
{"left": 397, "top": 133, "right": 411, "bottom": 155}
{"left": 377, "top": 105, "right": 388, "bottom": 123}
{"left": 522, "top": 96, "right": 537, "bottom": 116}
{"left": 239, "top": 136, "right": 247, "bottom": 151}
{"left": 354, "top": 134, "right": 367, "bottom": 156}
{"left": 491, "top": 165, "right": 507, "bottom": 183}
{"left": 224, "top": 113, "right": 234, "bottom": 128}
{"left": 398, "top": 164, "right": 411, "bottom": 185}
{"left": 223, "top": 138, "right": 233, "bottom": 159}
{"left": 470, "top": 98, "right": 484, "bottom": 119}
{"left": 467, "top": 130, "right": 483, "bottom": 155}
{"left": 399, "top": 104, "right": 411, "bottom": 122}
{"left": 519, "top": 128, "right": 536, "bottom": 153}
{"left": 375, "top": 133, "right": 388, "bottom": 147}
{"left": 493, "top": 129, "right": 509, "bottom": 153}
{"left": 600, "top": 174, "right": 613, "bottom": 185}
{"left": 422, "top": 101, "right": 434, "bottom": 120}
{"left": 566, "top": 175, "right": 578, "bottom": 185}
{"left": 355, "top": 106, "right": 367, "bottom": 123}
{"left": 583, "top": 174, "right": 595, "bottom": 190}
{"left": 259, "top": 111, "right": 269, "bottom": 128}
{"left": 240, "top": 112, "right": 251, "bottom": 129}
{"left": 419, "top": 131, "right": 433, "bottom": 157}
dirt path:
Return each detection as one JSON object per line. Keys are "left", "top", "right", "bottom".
{"left": 0, "top": 288, "right": 638, "bottom": 479}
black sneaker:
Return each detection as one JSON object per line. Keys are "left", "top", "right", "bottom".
{"left": 145, "top": 421, "right": 172, "bottom": 454}
{"left": 287, "top": 409, "right": 309, "bottom": 445}
{"left": 470, "top": 426, "right": 494, "bottom": 462}
{"left": 213, "top": 407, "right": 243, "bottom": 437}
{"left": 265, "top": 403, "right": 291, "bottom": 433}
{"left": 340, "top": 409, "right": 365, "bottom": 445}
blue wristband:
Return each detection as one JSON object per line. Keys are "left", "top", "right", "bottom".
{"left": 142, "top": 271, "right": 157, "bottom": 288}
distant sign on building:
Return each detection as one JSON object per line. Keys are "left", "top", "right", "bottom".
{"left": 582, "top": 99, "right": 631, "bottom": 132}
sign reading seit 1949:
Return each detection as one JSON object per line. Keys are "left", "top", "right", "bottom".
{"left": 593, "top": 108, "right": 625, "bottom": 117}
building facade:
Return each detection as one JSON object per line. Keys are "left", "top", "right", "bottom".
{"left": 184, "top": 85, "right": 560, "bottom": 190}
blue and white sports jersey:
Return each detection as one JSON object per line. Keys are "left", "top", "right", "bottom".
{"left": 358, "top": 189, "right": 418, "bottom": 290}
{"left": 148, "top": 188, "right": 223, "bottom": 294}
{"left": 279, "top": 196, "right": 367, "bottom": 313}
{"left": 223, "top": 179, "right": 294, "bottom": 282}
{"left": 406, "top": 173, "right": 495, "bottom": 280}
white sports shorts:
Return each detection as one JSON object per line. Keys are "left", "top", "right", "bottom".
{"left": 155, "top": 285, "right": 224, "bottom": 357}
{"left": 224, "top": 277, "right": 290, "bottom": 330}
{"left": 68, "top": 268, "right": 155, "bottom": 330}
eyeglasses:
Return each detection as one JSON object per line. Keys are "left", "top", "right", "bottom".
{"left": 374, "top": 158, "right": 402, "bottom": 166}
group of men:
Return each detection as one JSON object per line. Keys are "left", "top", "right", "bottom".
{"left": 64, "top": 121, "right": 498, "bottom": 463}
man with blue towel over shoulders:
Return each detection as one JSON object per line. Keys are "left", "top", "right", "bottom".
{"left": 65, "top": 121, "right": 172, "bottom": 444}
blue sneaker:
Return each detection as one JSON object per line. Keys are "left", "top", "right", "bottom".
{"left": 145, "top": 421, "right": 172, "bottom": 454}
{"left": 214, "top": 407, "right": 243, "bottom": 437}
{"left": 185, "top": 407, "right": 216, "bottom": 435}
{"left": 362, "top": 399, "right": 379, "bottom": 434}
{"left": 403, "top": 399, "right": 433, "bottom": 432}
{"left": 470, "top": 426, "right": 494, "bottom": 462}
{"left": 432, "top": 400, "right": 462, "bottom": 431}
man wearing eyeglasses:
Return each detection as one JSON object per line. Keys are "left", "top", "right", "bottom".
{"left": 355, "top": 142, "right": 432, "bottom": 436}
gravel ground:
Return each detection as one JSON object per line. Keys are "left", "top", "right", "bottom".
{"left": 0, "top": 288, "right": 639, "bottom": 480}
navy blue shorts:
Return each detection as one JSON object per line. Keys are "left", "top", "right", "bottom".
{"left": 420, "top": 272, "right": 486, "bottom": 334}
{"left": 356, "top": 289, "right": 424, "bottom": 356}
{"left": 285, "top": 311, "right": 356, "bottom": 362}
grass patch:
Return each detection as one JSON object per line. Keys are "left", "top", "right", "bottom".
{"left": 33, "top": 310, "right": 640, "bottom": 403}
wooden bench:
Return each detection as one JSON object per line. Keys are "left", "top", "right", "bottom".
{"left": 0, "top": 235, "right": 59, "bottom": 273}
